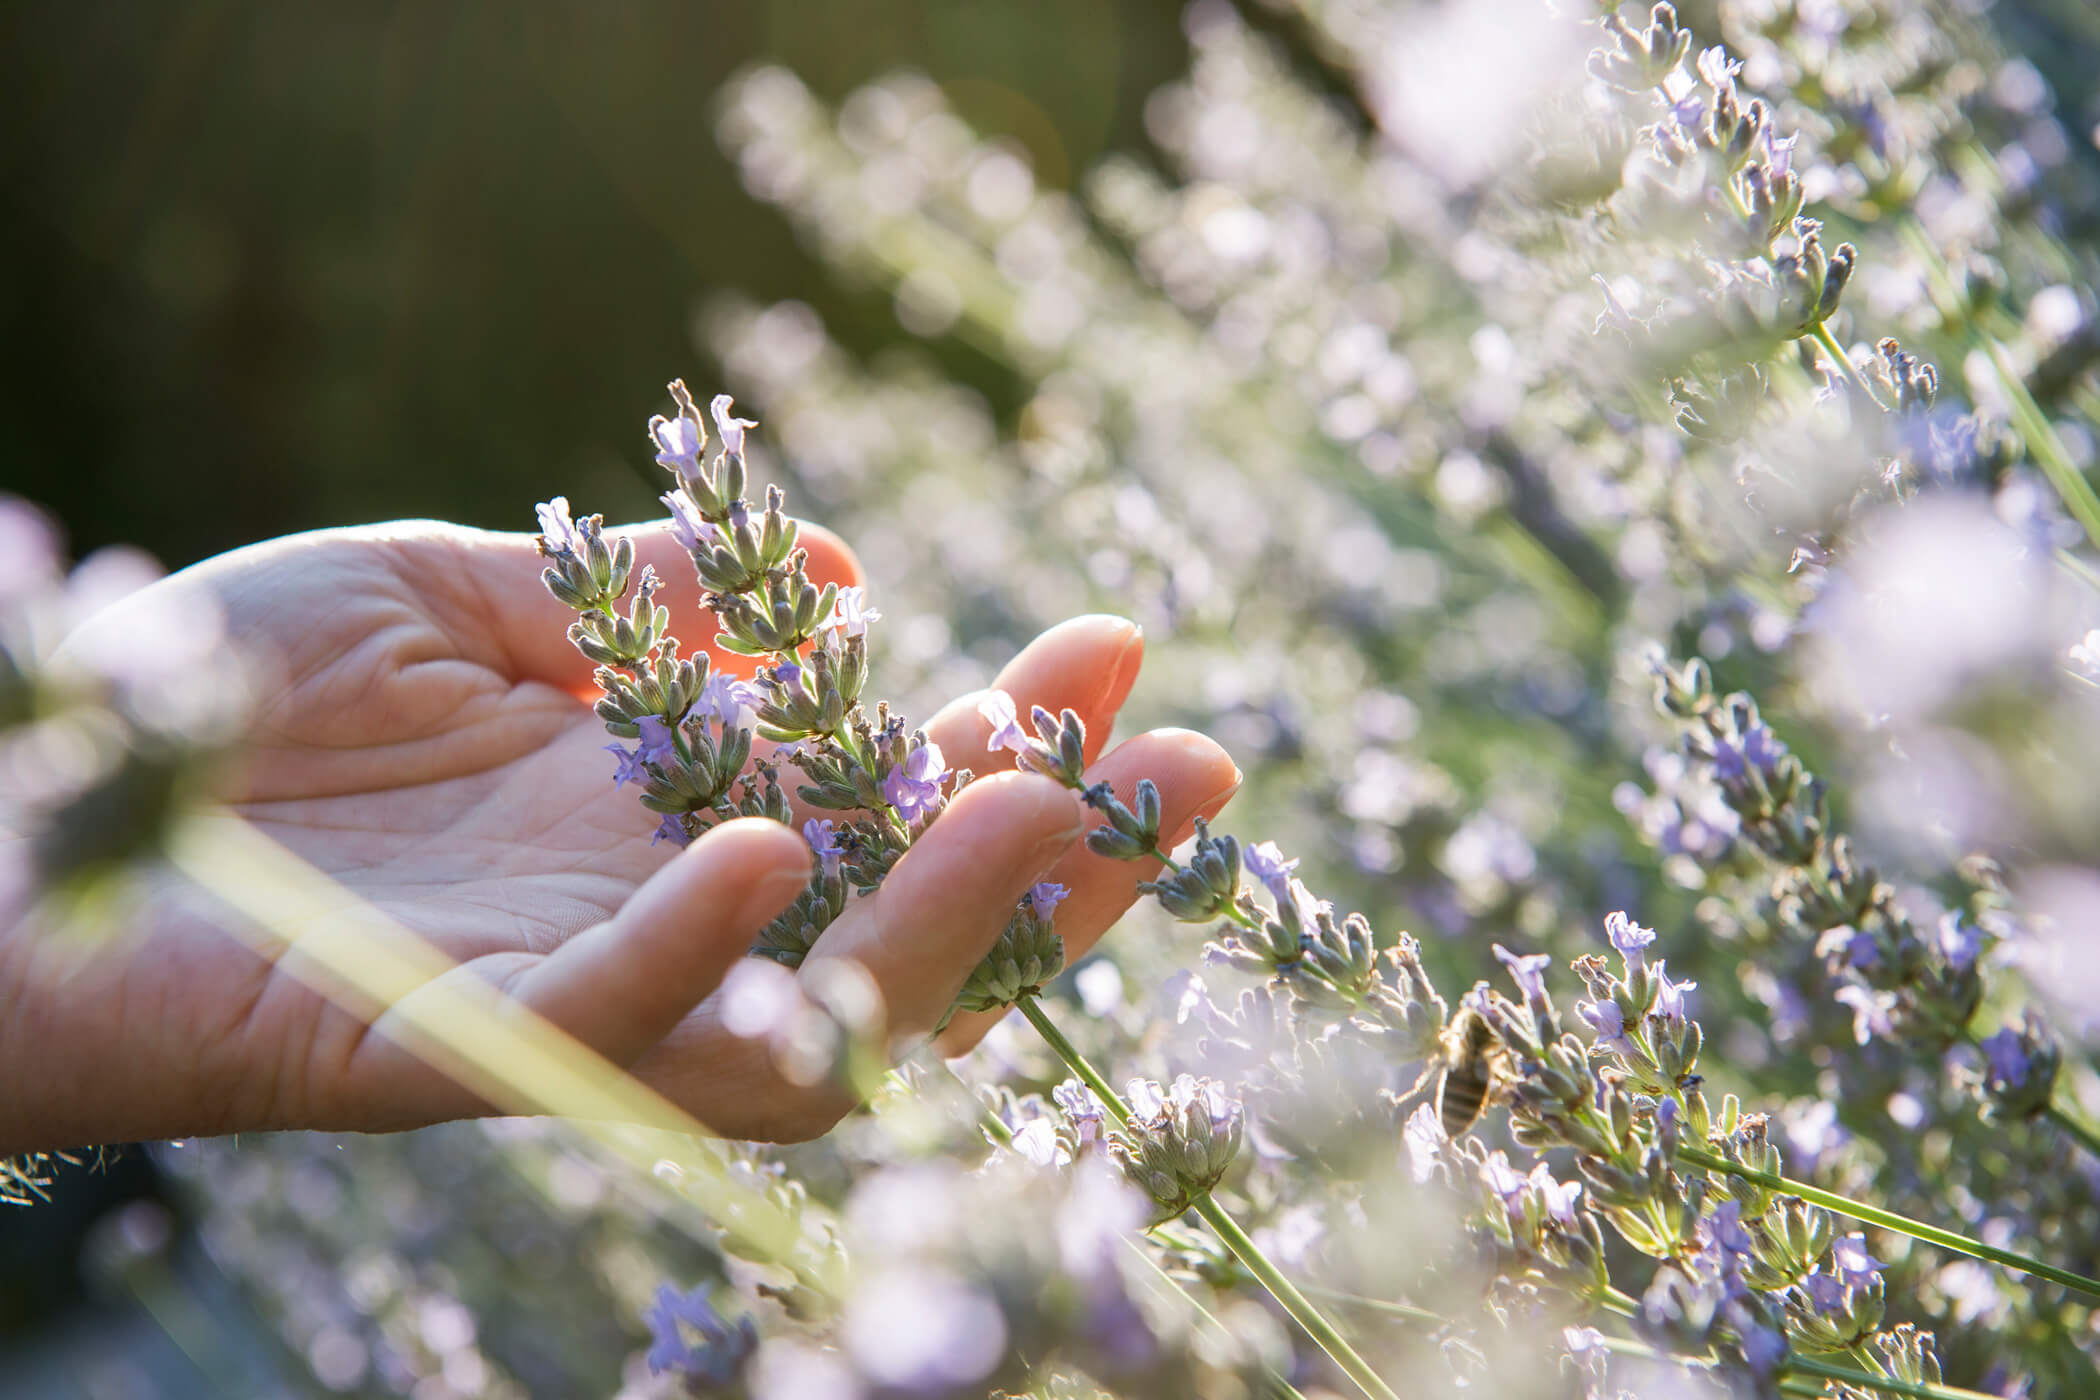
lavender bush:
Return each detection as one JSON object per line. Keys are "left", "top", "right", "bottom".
{"left": 19, "top": 0, "right": 2100, "bottom": 1396}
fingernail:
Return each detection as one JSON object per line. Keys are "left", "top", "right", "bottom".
{"left": 1098, "top": 621, "right": 1146, "bottom": 715}
{"left": 739, "top": 864, "right": 811, "bottom": 929}
{"left": 1022, "top": 781, "right": 1086, "bottom": 869}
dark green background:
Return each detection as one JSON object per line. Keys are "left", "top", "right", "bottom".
{"left": 0, "top": 0, "right": 1188, "bottom": 570}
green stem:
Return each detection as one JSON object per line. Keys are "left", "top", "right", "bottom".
{"left": 1677, "top": 1143, "right": 2100, "bottom": 1299}
{"left": 1295, "top": 1283, "right": 1443, "bottom": 1328}
{"left": 1014, "top": 994, "right": 1396, "bottom": 1400}
{"left": 2044, "top": 1101, "right": 2100, "bottom": 1161}
{"left": 1787, "top": 1356, "right": 2001, "bottom": 1400}
{"left": 1015, "top": 995, "right": 1130, "bottom": 1126}
{"left": 1813, "top": 321, "right": 1891, "bottom": 412}
{"left": 1192, "top": 1196, "right": 1401, "bottom": 1400}
{"left": 1901, "top": 218, "right": 2100, "bottom": 551}
{"left": 1606, "top": 1286, "right": 1994, "bottom": 1400}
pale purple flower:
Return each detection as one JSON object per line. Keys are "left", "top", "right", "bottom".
{"left": 1936, "top": 913, "right": 1987, "bottom": 973}
{"left": 1801, "top": 1270, "right": 1849, "bottom": 1316}
{"left": 1604, "top": 911, "right": 1657, "bottom": 972}
{"left": 978, "top": 689, "right": 1030, "bottom": 755}
{"left": 1835, "top": 985, "right": 1898, "bottom": 1045}
{"left": 882, "top": 740, "right": 947, "bottom": 824}
{"left": 1712, "top": 722, "right": 1784, "bottom": 783}
{"left": 635, "top": 714, "right": 679, "bottom": 767}
{"left": 1010, "top": 1119, "right": 1069, "bottom": 1168}
{"left": 1652, "top": 962, "right": 1697, "bottom": 1025}
{"left": 1403, "top": 1103, "right": 1448, "bottom": 1184}
{"left": 1831, "top": 1233, "right": 1880, "bottom": 1286}
{"left": 605, "top": 742, "right": 647, "bottom": 789}
{"left": 535, "top": 497, "right": 584, "bottom": 558}
{"left": 1670, "top": 94, "right": 1703, "bottom": 129}
{"left": 1708, "top": 1199, "right": 1755, "bottom": 1260}
{"left": 771, "top": 660, "right": 804, "bottom": 689}
{"left": 1493, "top": 943, "right": 1553, "bottom": 1002}
{"left": 1527, "top": 1162, "right": 1583, "bottom": 1226}
{"left": 1731, "top": 1305, "right": 1787, "bottom": 1374}
{"left": 662, "top": 490, "right": 717, "bottom": 551}
{"left": 805, "top": 818, "right": 845, "bottom": 877}
{"left": 1577, "top": 997, "right": 1637, "bottom": 1058}
{"left": 1480, "top": 1150, "right": 1525, "bottom": 1207}
{"left": 1697, "top": 45, "right": 1742, "bottom": 92}
{"left": 652, "top": 814, "right": 692, "bottom": 848}
{"left": 823, "top": 585, "right": 882, "bottom": 642}
{"left": 1563, "top": 1324, "right": 1606, "bottom": 1359}
{"left": 1028, "top": 881, "right": 1070, "bottom": 920}
{"left": 698, "top": 670, "right": 763, "bottom": 729}
{"left": 1055, "top": 1080, "right": 1110, "bottom": 1149}
{"left": 642, "top": 1283, "right": 756, "bottom": 1385}
{"left": 1766, "top": 131, "right": 1799, "bottom": 178}
{"left": 1980, "top": 1027, "right": 2032, "bottom": 1087}
{"left": 710, "top": 394, "right": 758, "bottom": 459}
{"left": 649, "top": 414, "right": 704, "bottom": 479}
{"left": 1242, "top": 841, "right": 1299, "bottom": 908}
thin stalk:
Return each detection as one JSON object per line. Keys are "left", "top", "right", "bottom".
{"left": 1015, "top": 995, "right": 1129, "bottom": 1125}
{"left": 1813, "top": 321, "right": 1892, "bottom": 412}
{"left": 2043, "top": 1101, "right": 2100, "bottom": 1161}
{"left": 1901, "top": 218, "right": 2100, "bottom": 551}
{"left": 1676, "top": 1144, "right": 2100, "bottom": 1300}
{"left": 976, "top": 1085, "right": 1316, "bottom": 1400}
{"left": 1787, "top": 1356, "right": 2002, "bottom": 1400}
{"left": 1605, "top": 1286, "right": 1995, "bottom": 1400}
{"left": 1295, "top": 1283, "right": 1443, "bottom": 1328}
{"left": 1013, "top": 994, "right": 1397, "bottom": 1400}
{"left": 1192, "top": 1196, "right": 1401, "bottom": 1400}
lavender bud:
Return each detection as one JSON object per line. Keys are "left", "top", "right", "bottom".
{"left": 1108, "top": 1075, "right": 1243, "bottom": 1224}
{"left": 948, "top": 892, "right": 1068, "bottom": 1018}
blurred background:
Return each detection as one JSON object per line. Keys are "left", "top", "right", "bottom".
{"left": 0, "top": 0, "right": 1188, "bottom": 566}
{"left": 10, "top": 0, "right": 2100, "bottom": 1395}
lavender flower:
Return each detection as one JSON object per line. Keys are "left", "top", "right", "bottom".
{"left": 1936, "top": 913, "right": 1987, "bottom": 973}
{"left": 652, "top": 814, "right": 693, "bottom": 849}
{"left": 642, "top": 1283, "right": 757, "bottom": 1387}
{"left": 606, "top": 741, "right": 648, "bottom": 789}
{"left": 662, "top": 489, "right": 717, "bottom": 551}
{"left": 1404, "top": 1103, "right": 1449, "bottom": 1184}
{"left": 710, "top": 394, "right": 757, "bottom": 460}
{"left": 978, "top": 688, "right": 1030, "bottom": 755}
{"left": 805, "top": 818, "right": 845, "bottom": 877}
{"left": 650, "top": 414, "right": 704, "bottom": 480}
{"left": 1241, "top": 840, "right": 1299, "bottom": 908}
{"left": 1577, "top": 996, "right": 1637, "bottom": 1058}
{"left": 1980, "top": 1027, "right": 2032, "bottom": 1088}
{"left": 1604, "top": 911, "right": 1656, "bottom": 973}
{"left": 1652, "top": 964, "right": 1697, "bottom": 1025}
{"left": 635, "top": 714, "right": 679, "bottom": 766}
{"left": 823, "top": 585, "right": 881, "bottom": 642}
{"left": 1835, "top": 984, "right": 1899, "bottom": 1045}
{"left": 1028, "top": 881, "right": 1069, "bottom": 919}
{"left": 1831, "top": 1233, "right": 1881, "bottom": 1287}
{"left": 1492, "top": 943, "right": 1553, "bottom": 1003}
{"left": 881, "top": 739, "right": 947, "bottom": 824}
{"left": 1526, "top": 1162, "right": 1583, "bottom": 1227}
{"left": 535, "top": 496, "right": 585, "bottom": 560}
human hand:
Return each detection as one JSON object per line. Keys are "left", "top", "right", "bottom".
{"left": 0, "top": 520, "right": 1239, "bottom": 1150}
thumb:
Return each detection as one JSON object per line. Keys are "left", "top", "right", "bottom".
{"left": 514, "top": 818, "right": 813, "bottom": 1065}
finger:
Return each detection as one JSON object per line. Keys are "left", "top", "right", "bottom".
{"left": 623, "top": 771, "right": 1087, "bottom": 1141}
{"left": 508, "top": 818, "right": 813, "bottom": 1063}
{"left": 922, "top": 614, "right": 1144, "bottom": 779}
{"left": 457, "top": 519, "right": 863, "bottom": 694}
{"left": 764, "top": 614, "right": 1144, "bottom": 834}
{"left": 934, "top": 727, "right": 1241, "bottom": 1055}
{"left": 804, "top": 771, "right": 1086, "bottom": 1042}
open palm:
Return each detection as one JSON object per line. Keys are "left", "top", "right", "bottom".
{"left": 3, "top": 520, "right": 1239, "bottom": 1152}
